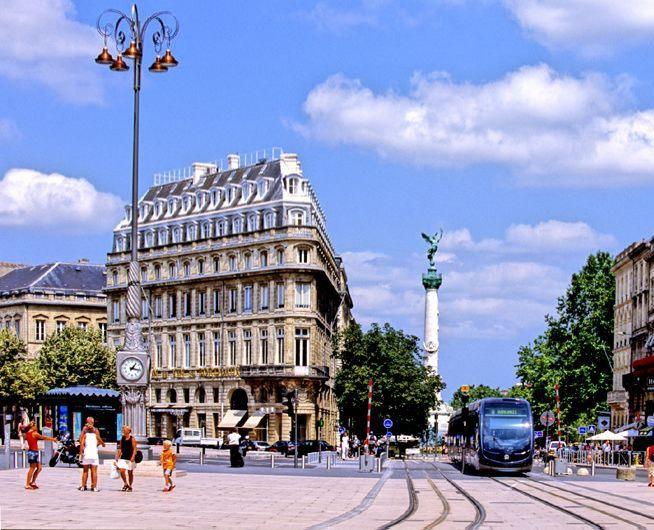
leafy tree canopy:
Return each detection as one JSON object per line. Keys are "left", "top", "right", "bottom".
{"left": 0, "top": 329, "right": 46, "bottom": 404}
{"left": 38, "top": 327, "right": 117, "bottom": 390}
{"left": 515, "top": 252, "right": 614, "bottom": 429}
{"left": 333, "top": 323, "right": 444, "bottom": 437}
{"left": 450, "top": 384, "right": 503, "bottom": 410}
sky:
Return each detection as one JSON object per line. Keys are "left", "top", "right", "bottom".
{"left": 2, "top": 0, "right": 654, "bottom": 400}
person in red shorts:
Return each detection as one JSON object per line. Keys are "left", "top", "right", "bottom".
{"left": 24, "top": 421, "right": 56, "bottom": 490}
{"left": 646, "top": 443, "right": 654, "bottom": 487}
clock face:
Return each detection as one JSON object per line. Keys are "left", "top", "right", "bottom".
{"left": 120, "top": 357, "right": 144, "bottom": 381}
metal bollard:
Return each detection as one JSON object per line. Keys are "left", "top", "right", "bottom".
{"left": 199, "top": 447, "right": 205, "bottom": 465}
{"left": 270, "top": 453, "right": 275, "bottom": 469}
{"left": 301, "top": 455, "right": 306, "bottom": 469}
{"left": 22, "top": 450, "right": 27, "bottom": 468}
{"left": 326, "top": 454, "right": 331, "bottom": 470}
{"left": 375, "top": 457, "right": 381, "bottom": 473}
{"left": 176, "top": 443, "right": 180, "bottom": 454}
{"left": 13, "top": 451, "right": 18, "bottom": 468}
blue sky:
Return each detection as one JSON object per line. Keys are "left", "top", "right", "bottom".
{"left": 2, "top": 1, "right": 654, "bottom": 400}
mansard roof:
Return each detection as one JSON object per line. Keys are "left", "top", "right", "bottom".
{"left": 0, "top": 262, "right": 106, "bottom": 296}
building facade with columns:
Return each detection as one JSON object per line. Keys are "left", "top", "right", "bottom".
{"left": 105, "top": 151, "right": 352, "bottom": 444}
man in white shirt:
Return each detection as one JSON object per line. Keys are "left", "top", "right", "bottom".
{"left": 341, "top": 433, "right": 349, "bottom": 460}
{"left": 227, "top": 429, "right": 243, "bottom": 467}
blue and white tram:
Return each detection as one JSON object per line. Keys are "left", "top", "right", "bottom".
{"left": 446, "top": 398, "right": 533, "bottom": 473}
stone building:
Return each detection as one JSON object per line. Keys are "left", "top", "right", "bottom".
{"left": 0, "top": 261, "right": 108, "bottom": 357}
{"left": 610, "top": 239, "right": 654, "bottom": 430}
{"left": 105, "top": 151, "right": 352, "bottom": 444}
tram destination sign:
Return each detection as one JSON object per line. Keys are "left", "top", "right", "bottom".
{"left": 540, "top": 411, "right": 556, "bottom": 427}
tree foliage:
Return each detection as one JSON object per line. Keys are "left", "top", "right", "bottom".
{"left": 333, "top": 323, "right": 444, "bottom": 437}
{"left": 0, "top": 329, "right": 46, "bottom": 404}
{"left": 37, "top": 327, "right": 117, "bottom": 390}
{"left": 450, "top": 384, "right": 503, "bottom": 410}
{"left": 515, "top": 252, "right": 614, "bottom": 429}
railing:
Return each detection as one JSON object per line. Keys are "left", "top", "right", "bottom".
{"left": 240, "top": 365, "right": 330, "bottom": 379}
{"left": 555, "top": 449, "right": 646, "bottom": 467}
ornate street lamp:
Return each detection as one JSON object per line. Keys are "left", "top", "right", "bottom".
{"left": 95, "top": 4, "right": 179, "bottom": 452}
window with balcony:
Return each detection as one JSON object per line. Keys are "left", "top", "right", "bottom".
{"left": 260, "top": 284, "right": 270, "bottom": 310}
{"left": 297, "top": 247, "right": 309, "bottom": 264}
{"left": 183, "top": 334, "right": 191, "bottom": 368}
{"left": 243, "top": 330, "right": 252, "bottom": 365}
{"left": 295, "top": 328, "right": 309, "bottom": 366}
{"left": 213, "top": 331, "right": 221, "bottom": 366}
{"left": 243, "top": 286, "right": 253, "bottom": 313}
{"left": 276, "top": 283, "right": 285, "bottom": 309}
{"left": 198, "top": 333, "right": 206, "bottom": 367}
{"left": 168, "top": 335, "right": 176, "bottom": 367}
{"left": 228, "top": 331, "right": 236, "bottom": 365}
{"left": 260, "top": 329, "right": 269, "bottom": 364}
{"left": 295, "top": 282, "right": 310, "bottom": 308}
{"left": 276, "top": 328, "right": 285, "bottom": 364}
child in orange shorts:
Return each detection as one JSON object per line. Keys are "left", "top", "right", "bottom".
{"left": 160, "top": 440, "right": 177, "bottom": 492}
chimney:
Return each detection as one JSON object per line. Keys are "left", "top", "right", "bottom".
{"left": 191, "top": 162, "right": 217, "bottom": 184}
{"left": 227, "top": 153, "right": 240, "bottom": 170}
{"left": 280, "top": 152, "right": 301, "bottom": 174}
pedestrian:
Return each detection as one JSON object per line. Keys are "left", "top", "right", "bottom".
{"left": 227, "top": 428, "right": 243, "bottom": 467}
{"left": 341, "top": 432, "right": 349, "bottom": 460}
{"left": 115, "top": 425, "right": 137, "bottom": 492}
{"left": 160, "top": 440, "right": 176, "bottom": 492}
{"left": 18, "top": 410, "right": 30, "bottom": 450}
{"left": 78, "top": 417, "right": 105, "bottom": 492}
{"left": 24, "top": 421, "right": 57, "bottom": 490}
{"left": 646, "top": 443, "right": 654, "bottom": 487}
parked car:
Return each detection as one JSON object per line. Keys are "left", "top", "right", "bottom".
{"left": 296, "top": 440, "right": 335, "bottom": 457}
{"left": 251, "top": 441, "right": 271, "bottom": 451}
{"left": 548, "top": 441, "right": 567, "bottom": 452}
{"left": 172, "top": 428, "right": 222, "bottom": 448}
{"left": 266, "top": 440, "right": 296, "bottom": 456}
{"left": 147, "top": 436, "right": 165, "bottom": 446}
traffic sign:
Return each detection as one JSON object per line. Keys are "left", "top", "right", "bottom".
{"left": 534, "top": 430, "right": 543, "bottom": 438}
{"left": 588, "top": 425, "right": 596, "bottom": 433}
{"left": 598, "top": 416, "right": 610, "bottom": 431}
{"left": 540, "top": 411, "right": 555, "bottom": 427}
{"left": 578, "top": 426, "right": 587, "bottom": 435}
{"left": 386, "top": 431, "right": 392, "bottom": 438}
{"left": 460, "top": 385, "right": 470, "bottom": 394}
{"left": 338, "top": 426, "right": 345, "bottom": 435}
{"left": 383, "top": 418, "right": 393, "bottom": 429}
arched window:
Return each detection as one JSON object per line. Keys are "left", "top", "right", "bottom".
{"left": 244, "top": 253, "right": 252, "bottom": 270}
{"left": 247, "top": 214, "right": 257, "bottom": 232}
{"left": 200, "top": 222, "right": 211, "bottom": 239}
{"left": 216, "top": 220, "right": 226, "bottom": 236}
{"left": 232, "top": 217, "right": 242, "bottom": 234}
{"left": 230, "top": 388, "right": 248, "bottom": 410}
{"left": 290, "top": 210, "right": 305, "bottom": 226}
{"left": 213, "top": 256, "right": 220, "bottom": 273}
{"left": 264, "top": 211, "right": 275, "bottom": 229}
{"left": 183, "top": 261, "right": 191, "bottom": 276}
{"left": 187, "top": 224, "right": 197, "bottom": 241}
{"left": 296, "top": 247, "right": 309, "bottom": 264}
{"left": 259, "top": 251, "right": 268, "bottom": 267}
{"left": 228, "top": 255, "right": 237, "bottom": 272}
{"left": 112, "top": 270, "right": 118, "bottom": 285}
{"left": 172, "top": 227, "right": 182, "bottom": 243}
{"left": 154, "top": 264, "right": 161, "bottom": 280}
{"left": 211, "top": 189, "right": 220, "bottom": 206}
{"left": 168, "top": 262, "right": 177, "bottom": 278}
{"left": 167, "top": 199, "right": 175, "bottom": 214}
{"left": 168, "top": 388, "right": 177, "bottom": 403}
{"left": 198, "top": 259, "right": 205, "bottom": 275}
{"left": 196, "top": 387, "right": 206, "bottom": 404}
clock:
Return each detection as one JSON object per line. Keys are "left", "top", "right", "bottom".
{"left": 120, "top": 357, "right": 144, "bottom": 382}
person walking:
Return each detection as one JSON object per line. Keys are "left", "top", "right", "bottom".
{"left": 227, "top": 429, "right": 243, "bottom": 467}
{"left": 115, "top": 425, "right": 137, "bottom": 492}
{"left": 160, "top": 440, "right": 176, "bottom": 492}
{"left": 79, "top": 417, "right": 105, "bottom": 492}
{"left": 646, "top": 443, "right": 654, "bottom": 487}
{"left": 24, "top": 421, "right": 56, "bottom": 490}
{"left": 341, "top": 432, "right": 349, "bottom": 460}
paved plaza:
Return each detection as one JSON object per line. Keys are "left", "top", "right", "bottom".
{"left": 2, "top": 459, "right": 654, "bottom": 529}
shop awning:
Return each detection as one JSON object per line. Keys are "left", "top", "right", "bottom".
{"left": 217, "top": 409, "right": 247, "bottom": 429}
{"left": 242, "top": 410, "right": 267, "bottom": 429}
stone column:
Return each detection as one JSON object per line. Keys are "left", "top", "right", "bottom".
{"left": 422, "top": 267, "right": 442, "bottom": 374}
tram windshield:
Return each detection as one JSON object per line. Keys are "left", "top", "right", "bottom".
{"left": 481, "top": 403, "right": 531, "bottom": 452}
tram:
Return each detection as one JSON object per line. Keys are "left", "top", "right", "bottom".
{"left": 446, "top": 398, "right": 533, "bottom": 473}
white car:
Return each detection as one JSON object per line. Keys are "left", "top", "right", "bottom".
{"left": 172, "top": 428, "right": 222, "bottom": 448}
{"left": 548, "top": 441, "right": 567, "bottom": 452}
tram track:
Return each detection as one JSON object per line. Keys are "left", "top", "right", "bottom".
{"left": 378, "top": 460, "right": 419, "bottom": 529}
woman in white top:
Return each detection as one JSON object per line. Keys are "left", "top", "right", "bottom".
{"left": 79, "top": 418, "right": 105, "bottom": 492}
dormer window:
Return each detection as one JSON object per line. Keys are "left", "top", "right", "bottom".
{"left": 287, "top": 177, "right": 299, "bottom": 194}
{"left": 290, "top": 210, "right": 305, "bottom": 226}
{"left": 211, "top": 189, "right": 220, "bottom": 206}
{"left": 264, "top": 211, "right": 275, "bottom": 229}
{"left": 183, "top": 196, "right": 192, "bottom": 212}
{"left": 227, "top": 187, "right": 234, "bottom": 204}
{"left": 167, "top": 199, "right": 175, "bottom": 215}
{"left": 257, "top": 181, "right": 268, "bottom": 197}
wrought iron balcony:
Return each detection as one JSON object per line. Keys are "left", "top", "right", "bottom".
{"left": 240, "top": 364, "right": 329, "bottom": 380}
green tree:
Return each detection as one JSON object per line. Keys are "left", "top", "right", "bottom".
{"left": 333, "top": 323, "right": 444, "bottom": 437}
{"left": 38, "top": 327, "right": 117, "bottom": 390}
{"left": 0, "top": 329, "right": 46, "bottom": 404}
{"left": 450, "top": 384, "right": 503, "bottom": 410}
{"left": 515, "top": 252, "right": 614, "bottom": 430}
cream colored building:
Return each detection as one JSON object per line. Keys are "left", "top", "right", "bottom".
{"left": 105, "top": 151, "right": 352, "bottom": 444}
{"left": 0, "top": 261, "right": 108, "bottom": 357}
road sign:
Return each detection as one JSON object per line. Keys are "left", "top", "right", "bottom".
{"left": 383, "top": 418, "right": 393, "bottom": 429}
{"left": 338, "top": 426, "right": 345, "bottom": 435}
{"left": 588, "top": 425, "right": 596, "bottom": 434}
{"left": 540, "top": 411, "right": 555, "bottom": 427}
{"left": 460, "top": 385, "right": 470, "bottom": 394}
{"left": 534, "top": 430, "right": 543, "bottom": 438}
{"left": 598, "top": 416, "right": 610, "bottom": 431}
{"left": 578, "top": 426, "right": 587, "bottom": 435}
{"left": 386, "top": 431, "right": 392, "bottom": 438}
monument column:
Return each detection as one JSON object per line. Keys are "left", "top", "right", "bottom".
{"left": 422, "top": 267, "right": 442, "bottom": 374}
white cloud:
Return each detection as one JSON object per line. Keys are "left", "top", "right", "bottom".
{"left": 442, "top": 220, "right": 615, "bottom": 254}
{"left": 0, "top": 168, "right": 123, "bottom": 232}
{"left": 503, "top": 0, "right": 654, "bottom": 54}
{"left": 0, "top": 0, "right": 103, "bottom": 104}
{"left": 298, "top": 65, "right": 654, "bottom": 187}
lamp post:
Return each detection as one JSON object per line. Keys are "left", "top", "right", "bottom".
{"left": 95, "top": 4, "right": 179, "bottom": 451}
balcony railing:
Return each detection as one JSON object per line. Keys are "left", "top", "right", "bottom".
{"left": 240, "top": 364, "right": 329, "bottom": 379}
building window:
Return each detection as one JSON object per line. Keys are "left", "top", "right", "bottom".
{"left": 183, "top": 292, "right": 191, "bottom": 317}
{"left": 183, "top": 388, "right": 190, "bottom": 403}
{"left": 141, "top": 298, "right": 149, "bottom": 319}
{"left": 260, "top": 329, "right": 269, "bottom": 364}
{"left": 276, "top": 328, "right": 285, "bottom": 364}
{"left": 200, "top": 223, "right": 210, "bottom": 239}
{"left": 260, "top": 284, "right": 269, "bottom": 310}
{"left": 213, "top": 331, "right": 221, "bottom": 366}
{"left": 228, "top": 255, "right": 237, "bottom": 272}
{"left": 243, "top": 330, "right": 252, "bottom": 365}
{"left": 276, "top": 248, "right": 284, "bottom": 264}
{"left": 99, "top": 323, "right": 107, "bottom": 343}
{"left": 168, "top": 336, "right": 176, "bottom": 367}
{"left": 183, "top": 334, "right": 191, "bottom": 368}
{"left": 112, "top": 270, "right": 118, "bottom": 285}
{"left": 154, "top": 264, "right": 161, "bottom": 280}
{"left": 276, "top": 283, "right": 285, "bottom": 309}
{"left": 78, "top": 321, "right": 88, "bottom": 331}
{"left": 228, "top": 288, "right": 238, "bottom": 313}
{"left": 264, "top": 211, "right": 274, "bottom": 229}
{"left": 35, "top": 319, "right": 46, "bottom": 341}
{"left": 244, "top": 253, "right": 252, "bottom": 270}
{"left": 228, "top": 331, "right": 236, "bottom": 365}
{"left": 154, "top": 296, "right": 163, "bottom": 319}
{"left": 217, "top": 220, "right": 226, "bottom": 236}
{"left": 141, "top": 267, "right": 148, "bottom": 282}
{"left": 168, "top": 294, "right": 177, "bottom": 319}
{"left": 247, "top": 215, "right": 257, "bottom": 232}
{"left": 232, "top": 217, "right": 242, "bottom": 233}
{"left": 295, "top": 328, "right": 309, "bottom": 366}
{"left": 183, "top": 261, "right": 191, "bottom": 277}
{"left": 260, "top": 251, "right": 268, "bottom": 267}
{"left": 112, "top": 300, "right": 120, "bottom": 323}
{"left": 287, "top": 178, "right": 298, "bottom": 194}
{"left": 198, "top": 259, "right": 205, "bottom": 274}
{"left": 56, "top": 320, "right": 66, "bottom": 333}
{"left": 213, "top": 256, "right": 220, "bottom": 273}
{"left": 213, "top": 289, "right": 221, "bottom": 314}
{"left": 243, "top": 286, "right": 253, "bottom": 313}
{"left": 198, "top": 333, "right": 206, "bottom": 367}
{"left": 295, "top": 282, "right": 310, "bottom": 308}
{"left": 297, "top": 248, "right": 309, "bottom": 264}
{"left": 155, "top": 338, "right": 163, "bottom": 368}
{"left": 291, "top": 210, "right": 305, "bottom": 226}
{"left": 198, "top": 291, "right": 206, "bottom": 315}
{"left": 155, "top": 388, "right": 161, "bottom": 403}
{"left": 169, "top": 388, "right": 177, "bottom": 403}
{"left": 168, "top": 262, "right": 176, "bottom": 278}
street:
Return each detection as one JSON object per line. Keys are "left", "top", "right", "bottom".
{"left": 1, "top": 458, "right": 653, "bottom": 529}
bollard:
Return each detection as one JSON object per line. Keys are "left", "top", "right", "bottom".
{"left": 301, "top": 455, "right": 306, "bottom": 469}
{"left": 22, "top": 450, "right": 27, "bottom": 468}
{"left": 375, "top": 457, "right": 381, "bottom": 473}
{"left": 326, "top": 454, "right": 331, "bottom": 470}
{"left": 270, "top": 453, "right": 275, "bottom": 469}
{"left": 13, "top": 451, "right": 18, "bottom": 469}
{"left": 629, "top": 451, "right": 632, "bottom": 467}
{"left": 176, "top": 443, "right": 180, "bottom": 454}
{"left": 591, "top": 458, "right": 595, "bottom": 476}
{"left": 199, "top": 447, "right": 205, "bottom": 465}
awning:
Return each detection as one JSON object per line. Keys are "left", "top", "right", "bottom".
{"left": 242, "top": 410, "right": 267, "bottom": 429}
{"left": 217, "top": 409, "right": 247, "bottom": 429}
{"left": 586, "top": 430, "right": 627, "bottom": 441}
{"left": 616, "top": 422, "right": 639, "bottom": 433}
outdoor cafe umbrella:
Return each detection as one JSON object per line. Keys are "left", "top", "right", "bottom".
{"left": 586, "top": 430, "right": 626, "bottom": 442}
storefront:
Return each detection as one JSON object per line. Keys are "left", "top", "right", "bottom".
{"left": 41, "top": 386, "right": 122, "bottom": 442}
